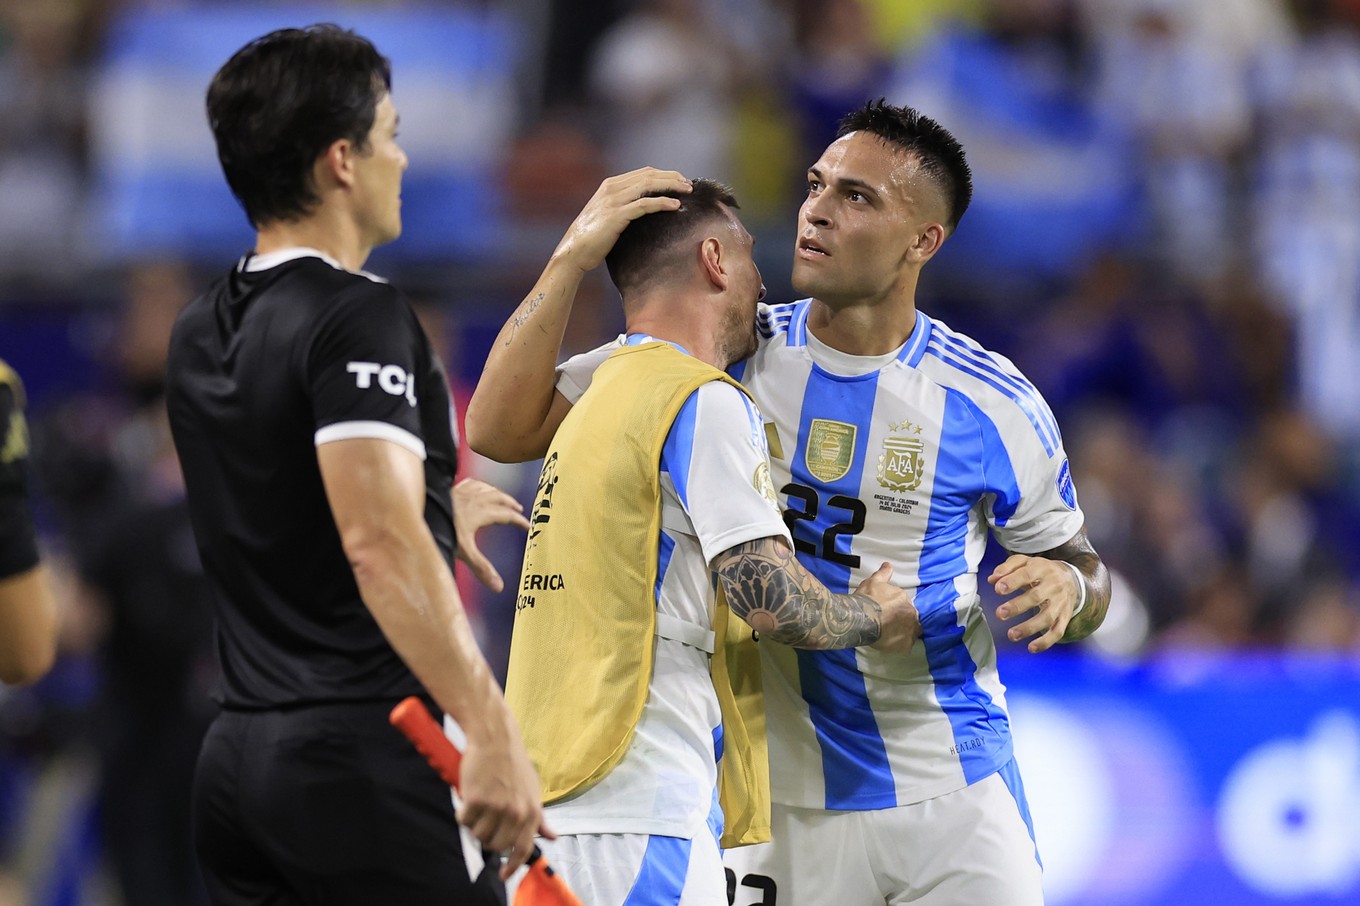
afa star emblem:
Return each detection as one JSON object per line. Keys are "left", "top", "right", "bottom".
{"left": 878, "top": 421, "right": 926, "bottom": 492}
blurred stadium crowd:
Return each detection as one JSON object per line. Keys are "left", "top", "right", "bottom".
{"left": 1, "top": 0, "right": 1359, "bottom": 903}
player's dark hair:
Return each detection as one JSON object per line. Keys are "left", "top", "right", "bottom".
{"left": 605, "top": 178, "right": 741, "bottom": 296}
{"left": 837, "top": 99, "right": 973, "bottom": 230}
{"left": 206, "top": 24, "right": 392, "bottom": 228}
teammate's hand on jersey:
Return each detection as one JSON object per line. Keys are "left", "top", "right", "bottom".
{"left": 551, "top": 168, "right": 693, "bottom": 275}
{"left": 859, "top": 562, "right": 921, "bottom": 654}
{"left": 458, "top": 716, "right": 555, "bottom": 880}
{"left": 453, "top": 477, "right": 531, "bottom": 593}
{"left": 988, "top": 555, "right": 1079, "bottom": 653}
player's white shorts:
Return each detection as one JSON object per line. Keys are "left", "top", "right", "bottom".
{"left": 532, "top": 831, "right": 727, "bottom": 905}
{"left": 723, "top": 758, "right": 1043, "bottom": 906}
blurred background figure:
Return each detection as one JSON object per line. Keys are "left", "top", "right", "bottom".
{"left": 1249, "top": 0, "right": 1360, "bottom": 440}
{"left": 587, "top": 0, "right": 740, "bottom": 182}
{"left": 0, "top": 359, "right": 58, "bottom": 688}
{"left": 25, "top": 260, "right": 213, "bottom": 906}
{"left": 2, "top": 1, "right": 1360, "bottom": 904}
{"left": 0, "top": 0, "right": 92, "bottom": 288}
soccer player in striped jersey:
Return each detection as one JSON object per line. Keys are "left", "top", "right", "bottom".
{"left": 507, "top": 176, "right": 919, "bottom": 906}
{"left": 469, "top": 100, "right": 1111, "bottom": 905}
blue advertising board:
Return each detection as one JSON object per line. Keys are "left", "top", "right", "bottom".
{"left": 1004, "top": 654, "right": 1360, "bottom": 905}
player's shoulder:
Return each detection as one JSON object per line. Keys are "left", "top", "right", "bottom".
{"left": 694, "top": 375, "right": 755, "bottom": 412}
{"left": 755, "top": 298, "right": 809, "bottom": 345}
{"left": 680, "top": 379, "right": 765, "bottom": 457}
{"left": 918, "top": 316, "right": 1042, "bottom": 399}
{"left": 690, "top": 378, "right": 763, "bottom": 437}
{"left": 918, "top": 314, "right": 1064, "bottom": 447}
{"left": 921, "top": 316, "right": 1024, "bottom": 374}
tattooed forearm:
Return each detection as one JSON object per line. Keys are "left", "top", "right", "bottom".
{"left": 715, "top": 537, "right": 882, "bottom": 650}
{"left": 504, "top": 292, "right": 545, "bottom": 346}
{"left": 1037, "top": 526, "right": 1111, "bottom": 642}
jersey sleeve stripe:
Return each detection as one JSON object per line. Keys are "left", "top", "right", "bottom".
{"left": 789, "top": 301, "right": 812, "bottom": 347}
{"left": 931, "top": 331, "right": 1058, "bottom": 438}
{"left": 314, "top": 420, "right": 427, "bottom": 460}
{"left": 660, "top": 390, "right": 701, "bottom": 510}
{"left": 758, "top": 312, "right": 795, "bottom": 340}
{"left": 930, "top": 330, "right": 1060, "bottom": 443}
{"left": 924, "top": 341, "right": 1059, "bottom": 456}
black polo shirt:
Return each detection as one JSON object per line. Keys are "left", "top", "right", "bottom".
{"left": 167, "top": 249, "right": 458, "bottom": 709}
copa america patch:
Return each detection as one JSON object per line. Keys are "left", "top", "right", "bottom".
{"left": 1056, "top": 458, "right": 1077, "bottom": 510}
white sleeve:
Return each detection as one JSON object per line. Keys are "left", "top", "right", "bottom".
{"left": 554, "top": 337, "right": 624, "bottom": 404}
{"left": 983, "top": 401, "right": 1085, "bottom": 555}
{"left": 662, "top": 381, "right": 790, "bottom": 566}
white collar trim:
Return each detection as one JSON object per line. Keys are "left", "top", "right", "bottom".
{"left": 239, "top": 247, "right": 387, "bottom": 284}
{"left": 806, "top": 327, "right": 905, "bottom": 375}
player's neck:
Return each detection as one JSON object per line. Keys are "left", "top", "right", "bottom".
{"left": 255, "top": 209, "right": 373, "bottom": 274}
{"left": 807, "top": 294, "right": 918, "bottom": 356}
{"left": 624, "top": 314, "right": 723, "bottom": 370}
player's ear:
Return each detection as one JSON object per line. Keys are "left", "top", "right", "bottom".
{"left": 907, "top": 222, "right": 945, "bottom": 265}
{"left": 699, "top": 236, "right": 727, "bottom": 291}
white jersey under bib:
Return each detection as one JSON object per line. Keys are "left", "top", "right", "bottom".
{"left": 558, "top": 302, "right": 1084, "bottom": 811}
{"left": 546, "top": 335, "right": 790, "bottom": 838}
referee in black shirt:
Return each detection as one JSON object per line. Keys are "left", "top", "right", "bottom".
{"left": 167, "top": 26, "right": 547, "bottom": 904}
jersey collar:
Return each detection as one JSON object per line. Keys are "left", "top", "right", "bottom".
{"left": 239, "top": 247, "right": 388, "bottom": 284}
{"left": 624, "top": 333, "right": 691, "bottom": 357}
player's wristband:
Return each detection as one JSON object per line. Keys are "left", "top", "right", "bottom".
{"left": 1062, "top": 561, "right": 1088, "bottom": 617}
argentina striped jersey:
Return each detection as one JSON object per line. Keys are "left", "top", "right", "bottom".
{"left": 558, "top": 304, "right": 1084, "bottom": 810}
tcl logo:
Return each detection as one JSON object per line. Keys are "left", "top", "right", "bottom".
{"left": 347, "top": 361, "right": 417, "bottom": 407}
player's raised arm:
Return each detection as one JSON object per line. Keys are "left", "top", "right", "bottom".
{"left": 465, "top": 169, "right": 693, "bottom": 463}
{"left": 714, "top": 537, "right": 921, "bottom": 654}
{"left": 989, "top": 525, "right": 1111, "bottom": 654}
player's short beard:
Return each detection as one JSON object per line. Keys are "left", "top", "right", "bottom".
{"left": 717, "top": 299, "right": 759, "bottom": 367}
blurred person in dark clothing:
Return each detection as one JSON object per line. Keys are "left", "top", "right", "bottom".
{"left": 83, "top": 406, "right": 215, "bottom": 906}
{"left": 28, "top": 260, "right": 216, "bottom": 905}
{"left": 0, "top": 359, "right": 58, "bottom": 686}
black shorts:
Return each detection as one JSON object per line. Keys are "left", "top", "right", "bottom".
{"left": 193, "top": 698, "right": 505, "bottom": 906}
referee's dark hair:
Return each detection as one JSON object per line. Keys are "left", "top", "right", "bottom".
{"left": 207, "top": 24, "right": 392, "bottom": 228}
{"left": 838, "top": 99, "right": 973, "bottom": 232}
{"left": 606, "top": 178, "right": 741, "bottom": 298}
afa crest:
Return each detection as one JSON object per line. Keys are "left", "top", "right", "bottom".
{"left": 878, "top": 421, "right": 926, "bottom": 492}
{"left": 753, "top": 461, "right": 778, "bottom": 505}
{"left": 804, "top": 419, "right": 856, "bottom": 483}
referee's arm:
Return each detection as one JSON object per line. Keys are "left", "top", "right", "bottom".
{"left": 317, "top": 435, "right": 549, "bottom": 875}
